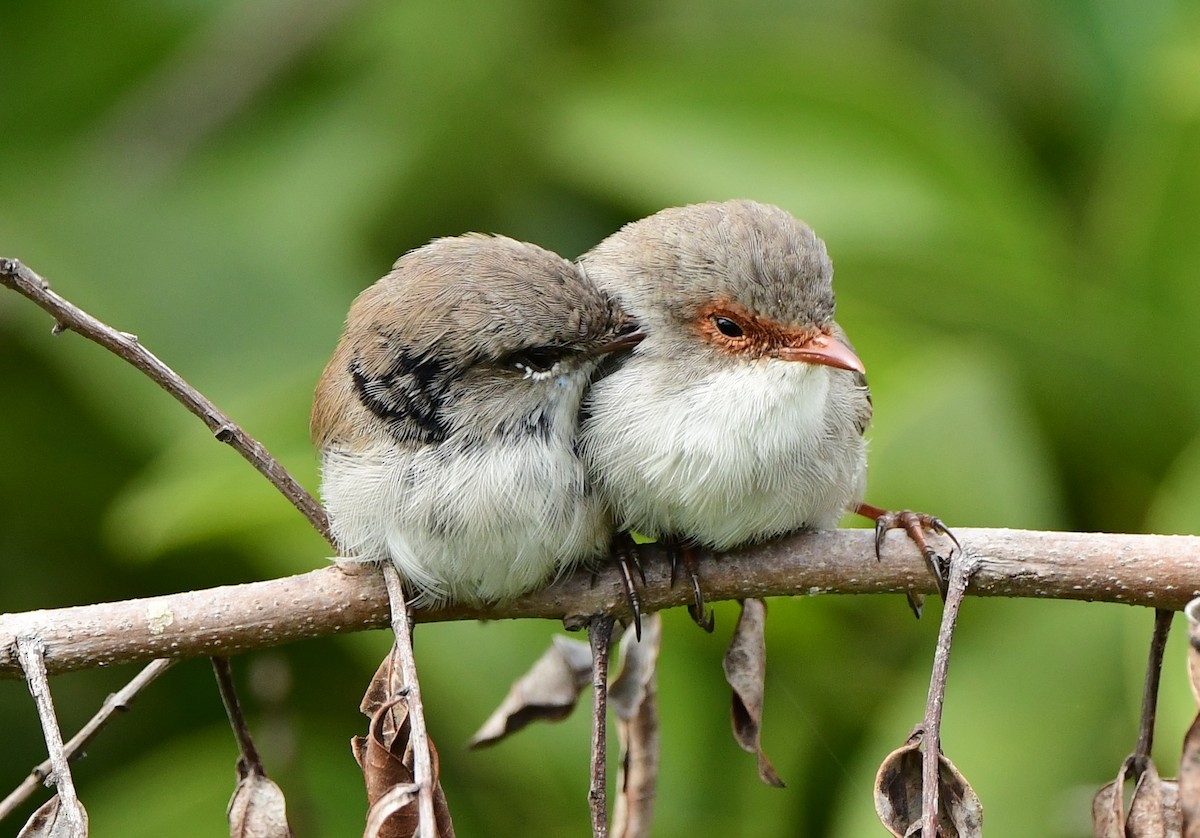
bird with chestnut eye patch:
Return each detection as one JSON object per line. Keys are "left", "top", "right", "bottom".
{"left": 578, "top": 200, "right": 955, "bottom": 627}
{"left": 311, "top": 233, "right": 644, "bottom": 608}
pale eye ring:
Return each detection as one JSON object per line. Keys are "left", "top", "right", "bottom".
{"left": 712, "top": 315, "right": 745, "bottom": 338}
{"left": 502, "top": 345, "right": 570, "bottom": 378}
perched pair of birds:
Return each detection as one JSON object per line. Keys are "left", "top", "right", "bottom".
{"left": 311, "top": 199, "right": 944, "bottom": 622}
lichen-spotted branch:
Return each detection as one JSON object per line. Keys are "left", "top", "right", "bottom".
{"left": 2, "top": 527, "right": 1199, "bottom": 680}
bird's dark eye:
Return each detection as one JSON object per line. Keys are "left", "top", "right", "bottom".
{"left": 712, "top": 316, "right": 745, "bottom": 338}
{"left": 503, "top": 346, "right": 569, "bottom": 376}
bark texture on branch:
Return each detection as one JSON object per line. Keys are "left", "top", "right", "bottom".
{"left": 2, "top": 527, "right": 1198, "bottom": 680}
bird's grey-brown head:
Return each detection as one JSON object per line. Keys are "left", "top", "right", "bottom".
{"left": 312, "top": 234, "right": 638, "bottom": 449}
{"left": 579, "top": 200, "right": 859, "bottom": 373}
{"left": 580, "top": 200, "right": 835, "bottom": 331}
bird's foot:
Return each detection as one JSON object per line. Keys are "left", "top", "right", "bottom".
{"left": 854, "top": 502, "right": 960, "bottom": 617}
{"left": 610, "top": 532, "right": 646, "bottom": 640}
{"left": 665, "top": 538, "right": 714, "bottom": 632}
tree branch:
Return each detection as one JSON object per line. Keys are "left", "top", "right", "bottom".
{"left": 2, "top": 527, "right": 1198, "bottom": 680}
{"left": 16, "top": 637, "right": 87, "bottom": 833}
{"left": 0, "top": 257, "right": 331, "bottom": 545}
{"left": 0, "top": 658, "right": 174, "bottom": 821}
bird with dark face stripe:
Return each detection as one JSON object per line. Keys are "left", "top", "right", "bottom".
{"left": 311, "top": 234, "right": 642, "bottom": 606}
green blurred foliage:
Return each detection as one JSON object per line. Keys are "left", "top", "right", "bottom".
{"left": 2, "top": 0, "right": 1199, "bottom": 834}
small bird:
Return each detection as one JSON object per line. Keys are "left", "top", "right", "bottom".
{"left": 578, "top": 200, "right": 951, "bottom": 624}
{"left": 311, "top": 234, "right": 642, "bottom": 606}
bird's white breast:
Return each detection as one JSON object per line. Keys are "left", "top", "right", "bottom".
{"left": 320, "top": 435, "right": 610, "bottom": 605}
{"left": 581, "top": 355, "right": 866, "bottom": 550}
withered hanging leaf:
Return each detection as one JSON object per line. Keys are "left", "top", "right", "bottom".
{"left": 17, "top": 794, "right": 88, "bottom": 838}
{"left": 364, "top": 785, "right": 419, "bottom": 838}
{"left": 1183, "top": 598, "right": 1200, "bottom": 838}
{"left": 354, "top": 697, "right": 454, "bottom": 838}
{"left": 722, "top": 599, "right": 783, "bottom": 788}
{"left": 361, "top": 645, "right": 405, "bottom": 719}
{"left": 611, "top": 614, "right": 662, "bottom": 721}
{"left": 1186, "top": 599, "right": 1200, "bottom": 706}
{"left": 611, "top": 614, "right": 663, "bottom": 838}
{"left": 1181, "top": 714, "right": 1200, "bottom": 837}
{"left": 354, "top": 646, "right": 455, "bottom": 838}
{"left": 354, "top": 695, "right": 413, "bottom": 799}
{"left": 1129, "top": 764, "right": 1179, "bottom": 838}
{"left": 468, "top": 635, "right": 593, "bottom": 748}
{"left": 874, "top": 730, "right": 982, "bottom": 838}
{"left": 228, "top": 760, "right": 293, "bottom": 838}
{"left": 1094, "top": 755, "right": 1181, "bottom": 837}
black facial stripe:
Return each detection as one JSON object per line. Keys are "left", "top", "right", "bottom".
{"left": 496, "top": 406, "right": 554, "bottom": 441}
{"left": 350, "top": 350, "right": 450, "bottom": 444}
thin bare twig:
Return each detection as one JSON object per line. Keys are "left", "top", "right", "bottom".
{"left": 588, "top": 616, "right": 615, "bottom": 838}
{"left": 381, "top": 564, "right": 437, "bottom": 838}
{"left": 0, "top": 658, "right": 174, "bottom": 822}
{"left": 1133, "top": 609, "right": 1174, "bottom": 771}
{"left": 0, "top": 257, "right": 331, "bottom": 545}
{"left": 920, "top": 554, "right": 979, "bottom": 836}
{"left": 212, "top": 657, "right": 264, "bottom": 771}
{"left": 214, "top": 656, "right": 295, "bottom": 836}
{"left": 16, "top": 637, "right": 87, "bottom": 835}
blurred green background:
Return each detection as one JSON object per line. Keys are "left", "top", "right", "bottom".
{"left": 2, "top": 0, "right": 1199, "bottom": 835}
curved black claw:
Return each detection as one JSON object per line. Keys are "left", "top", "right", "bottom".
{"left": 688, "top": 601, "right": 715, "bottom": 633}
{"left": 860, "top": 505, "right": 959, "bottom": 614}
{"left": 666, "top": 541, "right": 714, "bottom": 633}
{"left": 683, "top": 562, "right": 714, "bottom": 632}
{"left": 611, "top": 532, "right": 644, "bottom": 641}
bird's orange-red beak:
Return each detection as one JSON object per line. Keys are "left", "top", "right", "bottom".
{"left": 774, "top": 332, "right": 865, "bottom": 374}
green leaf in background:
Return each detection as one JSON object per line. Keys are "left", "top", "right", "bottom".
{"left": 860, "top": 342, "right": 1066, "bottom": 529}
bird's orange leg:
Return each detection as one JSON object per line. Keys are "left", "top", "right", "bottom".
{"left": 854, "top": 502, "right": 960, "bottom": 616}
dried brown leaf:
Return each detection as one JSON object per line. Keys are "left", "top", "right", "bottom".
{"left": 1186, "top": 599, "right": 1200, "bottom": 706}
{"left": 1132, "top": 769, "right": 1180, "bottom": 837}
{"left": 611, "top": 614, "right": 661, "bottom": 720}
{"left": 228, "top": 761, "right": 293, "bottom": 838}
{"left": 360, "top": 646, "right": 405, "bottom": 724}
{"left": 365, "top": 785, "right": 419, "bottom": 838}
{"left": 1183, "top": 598, "right": 1200, "bottom": 838}
{"left": 468, "top": 635, "right": 593, "bottom": 748}
{"left": 16, "top": 795, "right": 88, "bottom": 838}
{"left": 1094, "top": 756, "right": 1181, "bottom": 837}
{"left": 357, "top": 695, "right": 412, "bottom": 798}
{"left": 722, "top": 598, "right": 784, "bottom": 788}
{"left": 355, "top": 648, "right": 454, "bottom": 838}
{"left": 1182, "top": 714, "right": 1200, "bottom": 837}
{"left": 611, "top": 614, "right": 663, "bottom": 838}
{"left": 874, "top": 731, "right": 982, "bottom": 838}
